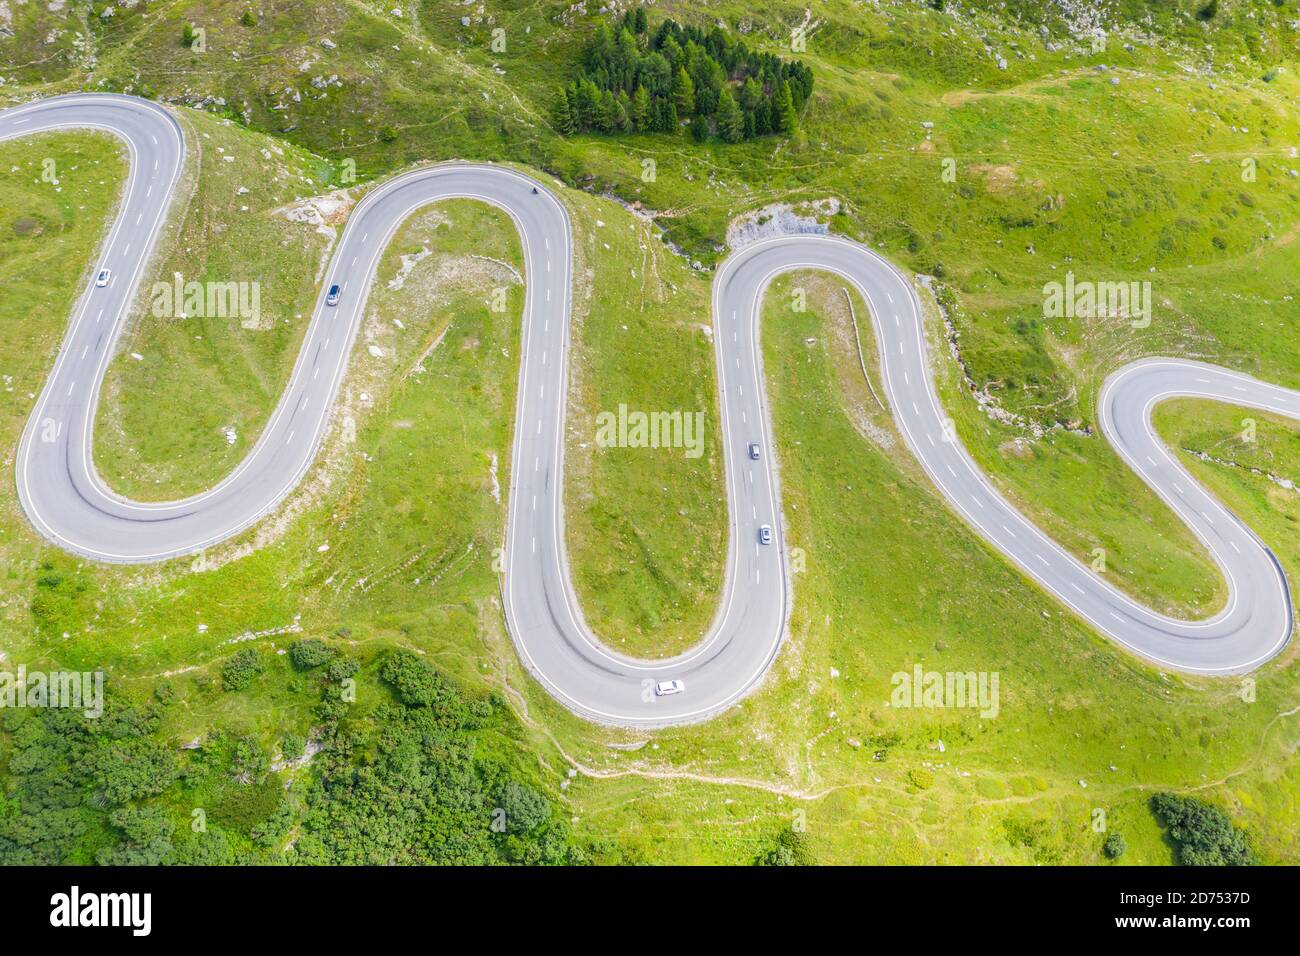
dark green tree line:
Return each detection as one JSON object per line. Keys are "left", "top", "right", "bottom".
{"left": 553, "top": 9, "right": 813, "bottom": 143}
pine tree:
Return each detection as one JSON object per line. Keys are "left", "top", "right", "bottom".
{"left": 573, "top": 79, "right": 598, "bottom": 130}
{"left": 596, "top": 89, "right": 616, "bottom": 132}
{"left": 774, "top": 80, "right": 798, "bottom": 135}
{"left": 664, "top": 98, "right": 679, "bottom": 132}
{"left": 716, "top": 88, "right": 744, "bottom": 143}
{"left": 552, "top": 91, "right": 577, "bottom": 135}
{"left": 615, "top": 90, "right": 633, "bottom": 133}
{"left": 630, "top": 85, "right": 651, "bottom": 131}
{"left": 672, "top": 66, "right": 695, "bottom": 116}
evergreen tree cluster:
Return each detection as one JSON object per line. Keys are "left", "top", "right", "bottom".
{"left": 1150, "top": 793, "right": 1258, "bottom": 866}
{"left": 553, "top": 9, "right": 813, "bottom": 143}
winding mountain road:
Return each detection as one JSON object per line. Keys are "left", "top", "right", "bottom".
{"left": 2, "top": 94, "right": 1292, "bottom": 727}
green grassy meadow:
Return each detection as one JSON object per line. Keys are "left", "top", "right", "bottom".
{"left": 0, "top": 0, "right": 1298, "bottom": 863}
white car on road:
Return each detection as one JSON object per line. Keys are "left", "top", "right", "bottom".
{"left": 654, "top": 679, "right": 685, "bottom": 697}
{"left": 95, "top": 268, "right": 111, "bottom": 287}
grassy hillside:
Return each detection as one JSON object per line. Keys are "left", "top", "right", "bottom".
{"left": 0, "top": 1, "right": 1298, "bottom": 863}
{"left": 6, "top": 0, "right": 1295, "bottom": 635}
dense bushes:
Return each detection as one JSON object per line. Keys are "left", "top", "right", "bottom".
{"left": 553, "top": 9, "right": 813, "bottom": 142}
{"left": 0, "top": 689, "right": 170, "bottom": 865}
{"left": 1, "top": 648, "right": 585, "bottom": 866}
{"left": 293, "top": 649, "right": 583, "bottom": 864}
{"left": 220, "top": 647, "right": 264, "bottom": 691}
{"left": 288, "top": 638, "right": 333, "bottom": 671}
{"left": 1150, "top": 793, "right": 1257, "bottom": 866}
{"left": 377, "top": 649, "right": 453, "bottom": 708}
{"left": 753, "top": 826, "right": 814, "bottom": 865}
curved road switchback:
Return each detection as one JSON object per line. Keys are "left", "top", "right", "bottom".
{"left": 1, "top": 94, "right": 1292, "bottom": 728}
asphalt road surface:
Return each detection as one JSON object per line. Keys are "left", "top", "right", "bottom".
{"left": 2, "top": 94, "right": 1292, "bottom": 727}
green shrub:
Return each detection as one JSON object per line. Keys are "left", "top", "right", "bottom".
{"left": 231, "top": 736, "right": 269, "bottom": 783}
{"left": 379, "top": 650, "right": 451, "bottom": 708}
{"left": 754, "top": 826, "right": 813, "bottom": 866}
{"left": 324, "top": 656, "right": 359, "bottom": 683}
{"left": 288, "top": 638, "right": 333, "bottom": 671}
{"left": 499, "top": 781, "right": 550, "bottom": 834}
{"left": 221, "top": 647, "right": 264, "bottom": 691}
{"left": 1150, "top": 793, "right": 1256, "bottom": 866}
{"left": 280, "top": 732, "right": 306, "bottom": 762}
